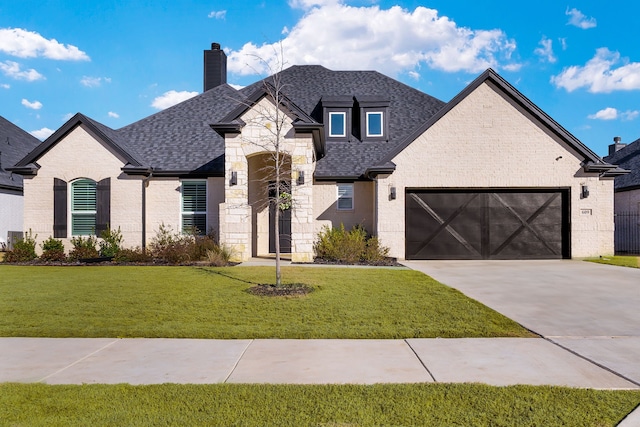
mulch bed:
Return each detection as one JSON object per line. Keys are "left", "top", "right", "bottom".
{"left": 247, "top": 283, "right": 314, "bottom": 297}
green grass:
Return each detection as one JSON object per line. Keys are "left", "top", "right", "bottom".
{"left": 585, "top": 256, "right": 640, "bottom": 268}
{"left": 0, "top": 383, "right": 637, "bottom": 426}
{"left": 0, "top": 265, "right": 533, "bottom": 338}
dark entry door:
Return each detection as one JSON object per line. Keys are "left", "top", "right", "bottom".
{"left": 405, "top": 189, "right": 569, "bottom": 260}
{"left": 269, "top": 182, "right": 292, "bottom": 253}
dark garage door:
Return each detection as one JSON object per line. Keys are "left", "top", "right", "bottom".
{"left": 406, "top": 189, "right": 570, "bottom": 260}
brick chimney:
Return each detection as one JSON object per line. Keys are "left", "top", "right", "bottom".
{"left": 203, "top": 42, "right": 227, "bottom": 92}
{"left": 608, "top": 136, "right": 626, "bottom": 156}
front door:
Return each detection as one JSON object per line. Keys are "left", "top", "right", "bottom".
{"left": 269, "top": 182, "right": 292, "bottom": 253}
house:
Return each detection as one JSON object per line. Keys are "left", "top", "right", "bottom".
{"left": 0, "top": 116, "right": 40, "bottom": 249}
{"left": 604, "top": 137, "right": 640, "bottom": 253}
{"left": 9, "top": 43, "right": 626, "bottom": 261}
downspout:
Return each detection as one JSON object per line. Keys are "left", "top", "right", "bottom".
{"left": 142, "top": 170, "right": 153, "bottom": 251}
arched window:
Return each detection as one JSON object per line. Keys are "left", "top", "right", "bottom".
{"left": 71, "top": 178, "right": 97, "bottom": 235}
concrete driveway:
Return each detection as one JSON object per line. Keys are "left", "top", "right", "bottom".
{"left": 403, "top": 260, "right": 640, "bottom": 385}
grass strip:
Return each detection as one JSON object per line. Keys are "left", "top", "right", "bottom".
{"left": 0, "top": 383, "right": 638, "bottom": 426}
{"left": 0, "top": 265, "right": 533, "bottom": 338}
{"left": 585, "top": 256, "right": 640, "bottom": 268}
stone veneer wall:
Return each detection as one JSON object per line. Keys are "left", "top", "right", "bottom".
{"left": 219, "top": 97, "right": 316, "bottom": 262}
{"left": 376, "top": 82, "right": 614, "bottom": 259}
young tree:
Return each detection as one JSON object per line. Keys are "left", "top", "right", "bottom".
{"left": 234, "top": 45, "right": 293, "bottom": 286}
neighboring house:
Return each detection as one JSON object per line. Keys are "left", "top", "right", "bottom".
{"left": 0, "top": 116, "right": 40, "bottom": 248}
{"left": 9, "top": 43, "right": 626, "bottom": 261}
{"left": 604, "top": 137, "right": 640, "bottom": 253}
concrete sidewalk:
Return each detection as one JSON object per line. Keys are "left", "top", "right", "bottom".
{"left": 1, "top": 337, "right": 637, "bottom": 388}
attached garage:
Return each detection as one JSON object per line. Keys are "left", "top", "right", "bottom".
{"left": 405, "top": 189, "right": 570, "bottom": 260}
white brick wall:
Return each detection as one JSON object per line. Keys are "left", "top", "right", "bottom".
{"left": 376, "top": 82, "right": 614, "bottom": 259}
{"left": 23, "top": 125, "right": 142, "bottom": 252}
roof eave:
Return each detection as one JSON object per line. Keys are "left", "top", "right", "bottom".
{"left": 5, "top": 163, "right": 39, "bottom": 176}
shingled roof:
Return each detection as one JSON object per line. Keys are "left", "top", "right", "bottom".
{"left": 604, "top": 138, "right": 640, "bottom": 191}
{"left": 239, "top": 65, "right": 446, "bottom": 178}
{"left": 0, "top": 116, "right": 40, "bottom": 191}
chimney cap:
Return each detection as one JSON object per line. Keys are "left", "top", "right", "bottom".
{"left": 211, "top": 42, "right": 221, "bottom": 50}
{"left": 614, "top": 136, "right": 622, "bottom": 143}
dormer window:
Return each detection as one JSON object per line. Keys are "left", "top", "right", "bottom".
{"left": 329, "top": 112, "right": 346, "bottom": 137}
{"left": 322, "top": 96, "right": 354, "bottom": 142}
{"left": 366, "top": 112, "right": 383, "bottom": 137}
{"left": 356, "top": 96, "right": 390, "bottom": 141}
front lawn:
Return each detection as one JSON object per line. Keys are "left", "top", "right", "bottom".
{"left": 585, "top": 256, "right": 640, "bottom": 268}
{"left": 0, "top": 383, "right": 637, "bottom": 427}
{"left": 0, "top": 265, "right": 533, "bottom": 338}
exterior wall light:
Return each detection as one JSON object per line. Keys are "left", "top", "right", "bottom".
{"left": 297, "top": 170, "right": 305, "bottom": 185}
{"left": 230, "top": 171, "right": 237, "bottom": 186}
{"left": 390, "top": 186, "right": 396, "bottom": 200}
{"left": 581, "top": 184, "right": 589, "bottom": 199}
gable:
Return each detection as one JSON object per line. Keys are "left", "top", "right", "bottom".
{"left": 35, "top": 124, "right": 128, "bottom": 181}
{"left": 378, "top": 69, "right": 619, "bottom": 179}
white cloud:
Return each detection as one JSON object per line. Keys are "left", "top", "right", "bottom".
{"left": 559, "top": 38, "right": 567, "bottom": 50}
{"left": 0, "top": 60, "right": 44, "bottom": 81}
{"left": 108, "top": 111, "right": 119, "bottom": 118}
{"left": 228, "top": 83, "right": 245, "bottom": 90}
{"left": 207, "top": 10, "right": 226, "bottom": 19}
{"left": 0, "top": 83, "right": 9, "bottom": 89}
{"left": 21, "top": 98, "right": 42, "bottom": 110}
{"left": 408, "top": 71, "right": 420, "bottom": 80}
{"left": 551, "top": 48, "right": 640, "bottom": 93}
{"left": 30, "top": 127, "right": 54, "bottom": 140}
{"left": 0, "top": 28, "right": 90, "bottom": 60}
{"left": 151, "top": 90, "right": 198, "bottom": 110}
{"left": 587, "top": 107, "right": 639, "bottom": 121}
{"left": 228, "top": 4, "right": 518, "bottom": 77}
{"left": 63, "top": 112, "right": 74, "bottom": 121}
{"left": 80, "top": 76, "right": 111, "bottom": 87}
{"left": 534, "top": 37, "right": 556, "bottom": 63}
{"left": 588, "top": 107, "right": 617, "bottom": 120}
{"left": 566, "top": 8, "right": 596, "bottom": 29}
{"left": 288, "top": 0, "right": 340, "bottom": 9}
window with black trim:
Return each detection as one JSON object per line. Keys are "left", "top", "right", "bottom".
{"left": 71, "top": 178, "right": 97, "bottom": 235}
{"left": 337, "top": 183, "right": 354, "bottom": 210}
{"left": 356, "top": 96, "right": 389, "bottom": 141}
{"left": 181, "top": 180, "right": 207, "bottom": 234}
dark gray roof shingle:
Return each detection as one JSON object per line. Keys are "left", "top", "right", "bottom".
{"left": 117, "top": 83, "right": 239, "bottom": 174}
{"left": 0, "top": 116, "right": 40, "bottom": 190}
{"left": 604, "top": 138, "right": 640, "bottom": 190}
{"left": 240, "top": 65, "right": 446, "bottom": 177}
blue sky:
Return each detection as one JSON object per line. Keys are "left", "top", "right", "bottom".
{"left": 0, "top": 0, "right": 638, "bottom": 157}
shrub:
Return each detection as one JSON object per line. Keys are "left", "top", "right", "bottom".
{"left": 314, "top": 224, "right": 390, "bottom": 264}
{"left": 205, "top": 244, "right": 235, "bottom": 266}
{"left": 113, "top": 247, "right": 152, "bottom": 264}
{"left": 189, "top": 230, "right": 218, "bottom": 261}
{"left": 39, "top": 236, "right": 67, "bottom": 262}
{"left": 3, "top": 230, "right": 37, "bottom": 263}
{"left": 68, "top": 235, "right": 99, "bottom": 261}
{"left": 99, "top": 227, "right": 123, "bottom": 258}
{"left": 148, "top": 224, "right": 195, "bottom": 264}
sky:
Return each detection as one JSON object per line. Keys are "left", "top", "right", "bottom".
{"left": 0, "top": 0, "right": 638, "bottom": 158}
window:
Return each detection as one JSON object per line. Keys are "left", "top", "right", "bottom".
{"left": 182, "top": 180, "right": 207, "bottom": 234}
{"left": 329, "top": 112, "right": 346, "bottom": 137}
{"left": 366, "top": 112, "right": 383, "bottom": 137}
{"left": 71, "top": 179, "right": 97, "bottom": 235}
{"left": 337, "top": 183, "right": 354, "bottom": 210}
